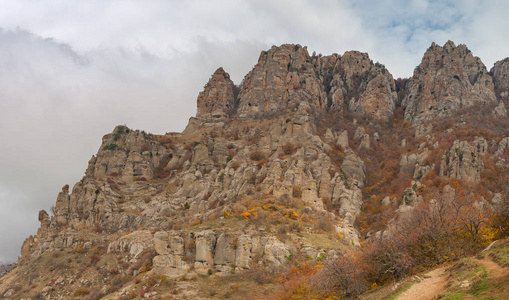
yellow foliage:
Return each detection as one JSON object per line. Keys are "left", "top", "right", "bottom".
{"left": 240, "top": 211, "right": 251, "bottom": 219}
{"left": 286, "top": 210, "right": 300, "bottom": 220}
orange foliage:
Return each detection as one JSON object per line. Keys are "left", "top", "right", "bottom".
{"left": 275, "top": 259, "right": 334, "bottom": 300}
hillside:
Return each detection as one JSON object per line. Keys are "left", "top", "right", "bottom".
{"left": 360, "top": 237, "right": 509, "bottom": 299}
{"left": 1, "top": 41, "right": 509, "bottom": 299}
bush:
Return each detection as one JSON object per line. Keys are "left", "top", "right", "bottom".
{"left": 104, "top": 143, "right": 118, "bottom": 150}
{"left": 313, "top": 215, "right": 336, "bottom": 232}
{"left": 282, "top": 142, "right": 298, "bottom": 155}
{"left": 256, "top": 158, "right": 268, "bottom": 168}
{"left": 230, "top": 161, "right": 241, "bottom": 170}
{"left": 90, "top": 254, "right": 100, "bottom": 265}
{"left": 250, "top": 150, "right": 265, "bottom": 161}
{"left": 319, "top": 252, "right": 368, "bottom": 298}
{"left": 292, "top": 186, "right": 302, "bottom": 198}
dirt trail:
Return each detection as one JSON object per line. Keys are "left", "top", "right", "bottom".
{"left": 472, "top": 257, "right": 509, "bottom": 279}
{"left": 395, "top": 266, "right": 448, "bottom": 300}
{"left": 396, "top": 256, "right": 509, "bottom": 300}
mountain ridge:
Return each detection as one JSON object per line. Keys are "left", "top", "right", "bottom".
{"left": 2, "top": 40, "right": 509, "bottom": 299}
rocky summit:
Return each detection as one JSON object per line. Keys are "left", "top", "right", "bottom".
{"left": 402, "top": 41, "right": 497, "bottom": 124}
{"left": 2, "top": 41, "right": 509, "bottom": 299}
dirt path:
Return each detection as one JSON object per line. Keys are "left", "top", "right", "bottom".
{"left": 396, "top": 266, "right": 448, "bottom": 300}
{"left": 396, "top": 256, "right": 509, "bottom": 300}
{"left": 472, "top": 257, "right": 509, "bottom": 279}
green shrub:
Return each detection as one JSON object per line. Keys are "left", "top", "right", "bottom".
{"left": 104, "top": 144, "right": 118, "bottom": 150}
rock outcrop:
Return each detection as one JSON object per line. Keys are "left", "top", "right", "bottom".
{"left": 236, "top": 44, "right": 397, "bottom": 121}
{"left": 439, "top": 137, "right": 488, "bottom": 182}
{"left": 399, "top": 149, "right": 434, "bottom": 179}
{"left": 20, "top": 109, "right": 365, "bottom": 262}
{"left": 152, "top": 230, "right": 291, "bottom": 277}
{"left": 491, "top": 58, "right": 509, "bottom": 99}
{"left": 237, "top": 44, "right": 325, "bottom": 119}
{"left": 196, "top": 67, "right": 236, "bottom": 120}
{"left": 320, "top": 51, "right": 397, "bottom": 121}
{"left": 402, "top": 41, "right": 496, "bottom": 124}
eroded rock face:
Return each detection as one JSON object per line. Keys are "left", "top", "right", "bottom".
{"left": 493, "top": 101, "right": 508, "bottom": 117}
{"left": 196, "top": 67, "right": 236, "bottom": 120}
{"left": 236, "top": 44, "right": 397, "bottom": 122}
{"left": 403, "top": 41, "right": 496, "bottom": 124}
{"left": 152, "top": 231, "right": 191, "bottom": 277}
{"left": 194, "top": 230, "right": 216, "bottom": 272}
{"left": 399, "top": 150, "right": 432, "bottom": 179}
{"left": 88, "top": 125, "right": 170, "bottom": 182}
{"left": 439, "top": 137, "right": 488, "bottom": 182}
{"left": 237, "top": 44, "right": 325, "bottom": 119}
{"left": 107, "top": 230, "right": 153, "bottom": 261}
{"left": 152, "top": 230, "right": 293, "bottom": 277}
{"left": 491, "top": 58, "right": 509, "bottom": 99}
{"left": 341, "top": 149, "right": 366, "bottom": 188}
{"left": 337, "top": 130, "right": 349, "bottom": 148}
{"left": 334, "top": 51, "right": 397, "bottom": 121}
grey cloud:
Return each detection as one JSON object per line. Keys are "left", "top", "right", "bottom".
{"left": 0, "top": 28, "right": 263, "bottom": 263}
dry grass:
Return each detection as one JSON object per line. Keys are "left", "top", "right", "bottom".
{"left": 193, "top": 271, "right": 280, "bottom": 299}
{"left": 298, "top": 232, "right": 344, "bottom": 250}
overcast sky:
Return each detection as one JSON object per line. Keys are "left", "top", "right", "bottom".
{"left": 1, "top": 0, "right": 509, "bottom": 264}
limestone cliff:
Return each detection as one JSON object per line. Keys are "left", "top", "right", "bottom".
{"left": 196, "top": 67, "right": 236, "bottom": 121}
{"left": 237, "top": 44, "right": 325, "bottom": 118}
{"left": 4, "top": 42, "right": 509, "bottom": 300}
{"left": 439, "top": 137, "right": 488, "bottom": 182}
{"left": 491, "top": 58, "right": 509, "bottom": 101}
{"left": 236, "top": 44, "right": 397, "bottom": 121}
{"left": 402, "top": 41, "right": 496, "bottom": 124}
{"left": 319, "top": 51, "right": 397, "bottom": 121}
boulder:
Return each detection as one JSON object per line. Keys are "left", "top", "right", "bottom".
{"left": 336, "top": 130, "right": 349, "bottom": 148}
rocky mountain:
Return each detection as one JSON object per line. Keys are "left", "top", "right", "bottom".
{"left": 402, "top": 41, "right": 497, "bottom": 124}
{"left": 2, "top": 41, "right": 509, "bottom": 299}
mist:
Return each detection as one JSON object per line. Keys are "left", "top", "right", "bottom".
{"left": 0, "top": 28, "right": 263, "bottom": 263}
